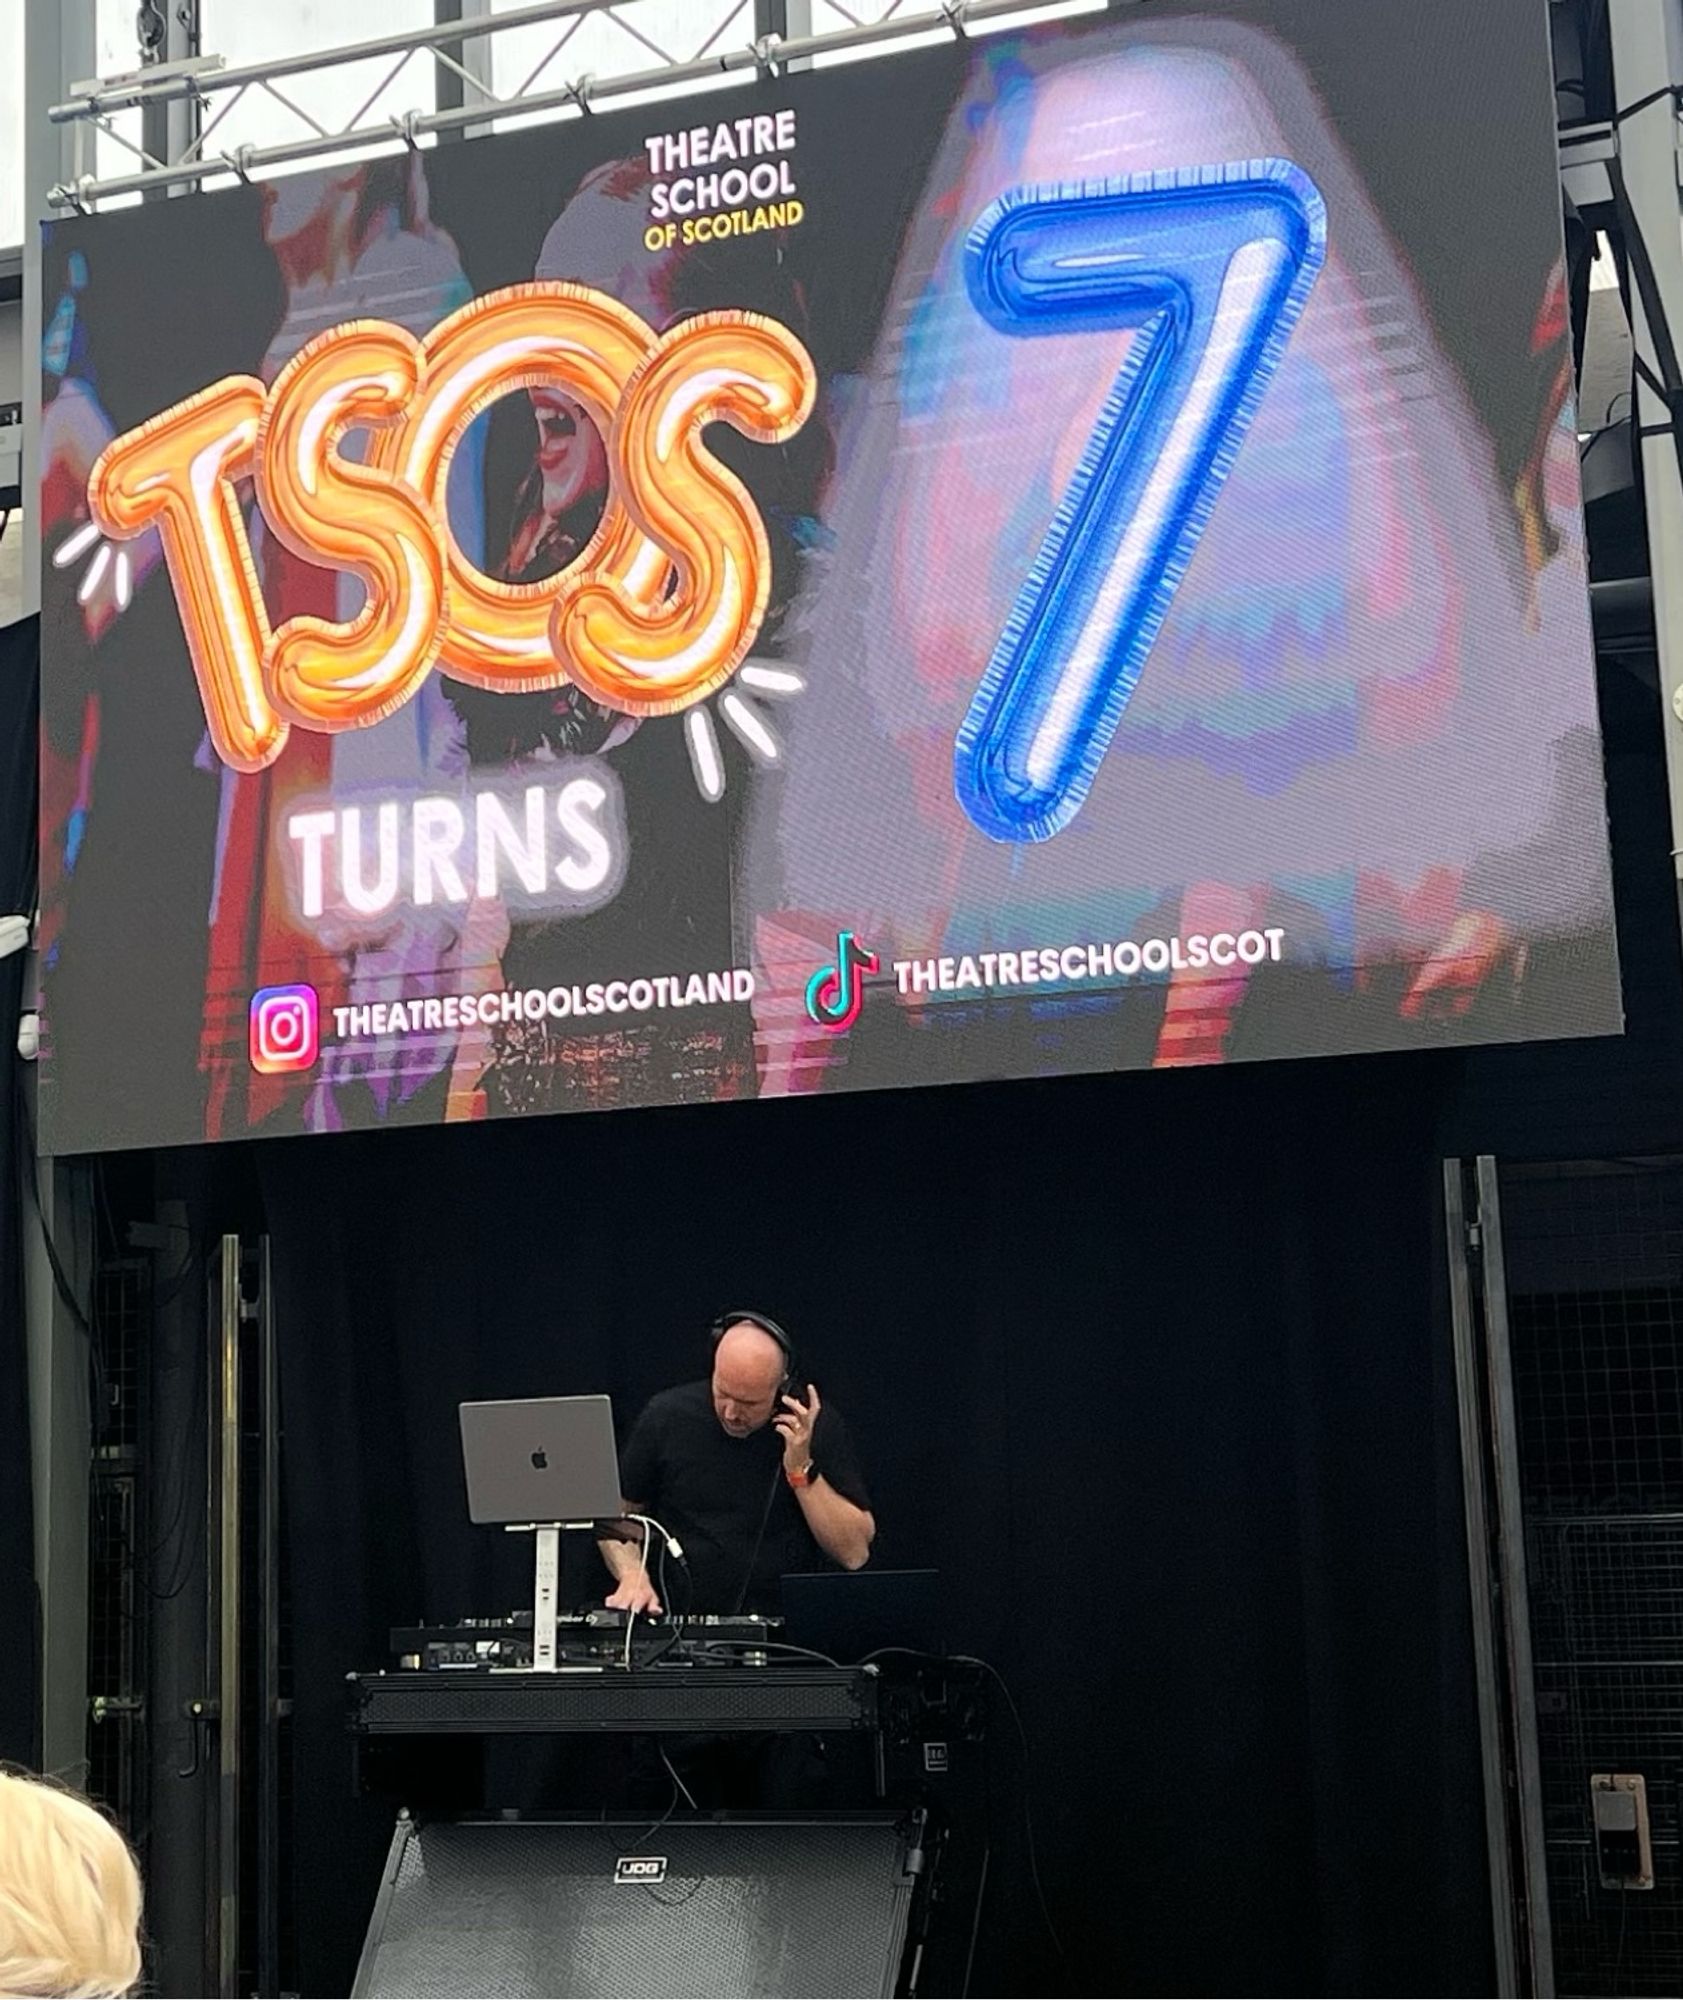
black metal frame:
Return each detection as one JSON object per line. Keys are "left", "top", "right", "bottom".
{"left": 1446, "top": 1156, "right": 1557, "bottom": 1996}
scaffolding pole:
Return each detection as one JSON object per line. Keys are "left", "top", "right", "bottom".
{"left": 46, "top": 0, "right": 1084, "bottom": 211}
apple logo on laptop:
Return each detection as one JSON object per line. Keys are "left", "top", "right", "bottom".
{"left": 530, "top": 1447, "right": 548, "bottom": 1470}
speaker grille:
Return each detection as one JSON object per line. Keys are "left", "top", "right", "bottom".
{"left": 354, "top": 1816, "right": 918, "bottom": 1999}
{"left": 351, "top": 1669, "right": 877, "bottom": 1733}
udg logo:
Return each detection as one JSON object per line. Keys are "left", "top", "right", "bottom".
{"left": 804, "top": 929, "right": 877, "bottom": 1035}
{"left": 613, "top": 1855, "right": 668, "bottom": 1885}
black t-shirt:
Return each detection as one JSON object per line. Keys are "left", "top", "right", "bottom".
{"left": 618, "top": 1381, "right": 872, "bottom": 1615}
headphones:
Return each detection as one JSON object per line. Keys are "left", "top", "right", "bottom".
{"left": 708, "top": 1309, "right": 799, "bottom": 1392}
{"left": 710, "top": 1311, "right": 801, "bottom": 1615}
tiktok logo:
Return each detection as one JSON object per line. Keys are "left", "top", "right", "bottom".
{"left": 804, "top": 931, "right": 878, "bottom": 1035}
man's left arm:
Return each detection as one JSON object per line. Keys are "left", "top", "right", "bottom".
{"left": 776, "top": 1386, "right": 875, "bottom": 1571}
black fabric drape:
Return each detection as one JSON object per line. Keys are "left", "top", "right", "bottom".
{"left": 263, "top": 1047, "right": 1490, "bottom": 1999}
{"left": 253, "top": 604, "right": 1683, "bottom": 2000}
{"left": 0, "top": 613, "right": 42, "bottom": 1768}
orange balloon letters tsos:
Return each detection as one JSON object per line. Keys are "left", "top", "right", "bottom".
{"left": 87, "top": 282, "right": 817, "bottom": 773}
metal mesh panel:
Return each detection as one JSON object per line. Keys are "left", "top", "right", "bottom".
{"left": 1502, "top": 1163, "right": 1683, "bottom": 1996}
{"left": 86, "top": 1255, "right": 150, "bottom": 1822}
{"left": 1529, "top": 1518, "right": 1683, "bottom": 1663}
{"left": 355, "top": 1816, "right": 915, "bottom": 1998}
{"left": 1531, "top": 1652, "right": 1683, "bottom": 1995}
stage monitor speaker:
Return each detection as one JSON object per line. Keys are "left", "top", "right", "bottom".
{"left": 352, "top": 1812, "right": 925, "bottom": 1998}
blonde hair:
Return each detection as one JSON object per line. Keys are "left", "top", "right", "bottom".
{"left": 0, "top": 1771, "right": 143, "bottom": 1998}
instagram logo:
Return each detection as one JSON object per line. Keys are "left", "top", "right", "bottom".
{"left": 249, "top": 984, "right": 319, "bottom": 1074}
{"left": 804, "top": 931, "right": 878, "bottom": 1035}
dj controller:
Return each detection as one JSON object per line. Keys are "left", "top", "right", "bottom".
{"left": 361, "top": 1606, "right": 987, "bottom": 1795}
{"left": 389, "top": 1609, "right": 784, "bottom": 1673}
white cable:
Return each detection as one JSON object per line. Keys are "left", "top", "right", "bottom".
{"left": 661, "top": 1748, "right": 697, "bottom": 1812}
{"left": 623, "top": 1514, "right": 650, "bottom": 1670}
{"left": 619, "top": 1504, "right": 691, "bottom": 1664}
{"left": 618, "top": 1512, "right": 687, "bottom": 1668}
{"left": 626, "top": 1512, "right": 684, "bottom": 1562}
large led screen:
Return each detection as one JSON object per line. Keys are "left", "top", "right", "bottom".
{"left": 38, "top": 0, "right": 1619, "bottom": 1153}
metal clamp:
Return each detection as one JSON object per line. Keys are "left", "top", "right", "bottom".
{"left": 178, "top": 1696, "right": 219, "bottom": 1779}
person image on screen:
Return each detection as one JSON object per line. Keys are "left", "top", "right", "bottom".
{"left": 194, "top": 155, "right": 481, "bottom": 1140}
{"left": 441, "top": 154, "right": 831, "bottom": 1122}
{"left": 599, "top": 1313, "right": 874, "bottom": 1617}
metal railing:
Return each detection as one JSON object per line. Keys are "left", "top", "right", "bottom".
{"left": 45, "top": 0, "right": 1093, "bottom": 211}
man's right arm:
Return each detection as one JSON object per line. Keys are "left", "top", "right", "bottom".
{"left": 597, "top": 1508, "right": 662, "bottom": 1615}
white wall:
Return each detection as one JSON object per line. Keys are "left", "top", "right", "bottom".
{"left": 0, "top": 295, "right": 20, "bottom": 407}
{"left": 0, "top": 524, "right": 22, "bottom": 630}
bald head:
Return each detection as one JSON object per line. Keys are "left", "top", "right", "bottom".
{"left": 711, "top": 1320, "right": 789, "bottom": 1437}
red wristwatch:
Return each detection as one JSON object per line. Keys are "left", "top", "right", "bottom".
{"left": 786, "top": 1460, "right": 816, "bottom": 1489}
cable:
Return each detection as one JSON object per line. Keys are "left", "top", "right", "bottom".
{"left": 1584, "top": 0, "right": 1613, "bottom": 124}
{"left": 136, "top": 1263, "right": 210, "bottom": 1602}
{"left": 14, "top": 1072, "right": 111, "bottom": 1450}
{"left": 623, "top": 1515, "right": 650, "bottom": 1670}
{"left": 638, "top": 1546, "right": 694, "bottom": 1671}
{"left": 146, "top": 1228, "right": 204, "bottom": 1311}
{"left": 1611, "top": 81, "right": 1680, "bottom": 127}
{"left": 619, "top": 1512, "right": 688, "bottom": 1668}
{"left": 623, "top": 1751, "right": 689, "bottom": 1854}
{"left": 618, "top": 1753, "right": 709, "bottom": 1911}
{"left": 697, "top": 1637, "right": 841, "bottom": 1669}
{"left": 628, "top": 1748, "right": 678, "bottom": 1844}
{"left": 14, "top": 1072, "right": 96, "bottom": 1342}
{"left": 16, "top": 1069, "right": 208, "bottom": 1616}
{"left": 16, "top": 1076, "right": 207, "bottom": 1608}
{"left": 659, "top": 1747, "right": 696, "bottom": 1814}
{"left": 1605, "top": 107, "right": 1683, "bottom": 495}
{"left": 588, "top": 1748, "right": 696, "bottom": 1885}
{"left": 731, "top": 1458, "right": 784, "bottom": 1616}
{"left": 860, "top": 1647, "right": 1068, "bottom": 1976}
{"left": 951, "top": 1653, "right": 1069, "bottom": 1977}
{"left": 624, "top": 1513, "right": 685, "bottom": 1579}
{"left": 1610, "top": 1878, "right": 1630, "bottom": 1995}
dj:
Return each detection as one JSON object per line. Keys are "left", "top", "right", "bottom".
{"left": 599, "top": 1312, "right": 875, "bottom": 1616}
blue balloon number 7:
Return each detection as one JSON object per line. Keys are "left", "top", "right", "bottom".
{"left": 954, "top": 161, "right": 1327, "bottom": 843}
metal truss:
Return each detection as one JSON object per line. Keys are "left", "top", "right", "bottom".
{"left": 46, "top": 0, "right": 1093, "bottom": 211}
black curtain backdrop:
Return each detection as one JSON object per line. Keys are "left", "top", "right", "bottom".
{"left": 262, "top": 1054, "right": 1487, "bottom": 1999}
{"left": 1, "top": 613, "right": 41, "bottom": 1769}
{"left": 254, "top": 644, "right": 1683, "bottom": 1999}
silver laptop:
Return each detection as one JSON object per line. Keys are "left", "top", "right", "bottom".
{"left": 458, "top": 1395, "right": 624, "bottom": 1526}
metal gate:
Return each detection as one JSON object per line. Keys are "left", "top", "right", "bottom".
{"left": 1449, "top": 1156, "right": 1683, "bottom": 1998}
